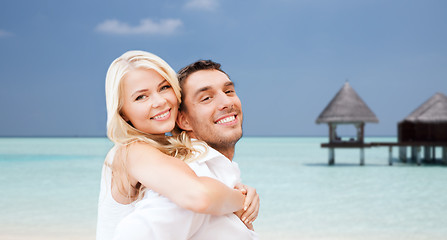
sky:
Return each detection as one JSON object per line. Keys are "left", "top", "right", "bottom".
{"left": 1, "top": 0, "right": 446, "bottom": 137}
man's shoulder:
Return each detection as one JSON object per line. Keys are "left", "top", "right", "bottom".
{"left": 191, "top": 141, "right": 227, "bottom": 164}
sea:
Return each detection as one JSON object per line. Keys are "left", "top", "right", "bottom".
{"left": 0, "top": 137, "right": 446, "bottom": 240}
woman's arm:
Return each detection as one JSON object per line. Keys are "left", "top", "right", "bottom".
{"left": 234, "top": 183, "right": 260, "bottom": 227}
{"left": 126, "top": 142, "right": 244, "bottom": 215}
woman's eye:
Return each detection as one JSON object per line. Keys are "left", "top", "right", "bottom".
{"left": 135, "top": 95, "right": 147, "bottom": 101}
{"left": 160, "top": 85, "right": 171, "bottom": 91}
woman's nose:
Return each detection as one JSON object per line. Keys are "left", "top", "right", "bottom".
{"left": 151, "top": 93, "right": 167, "bottom": 108}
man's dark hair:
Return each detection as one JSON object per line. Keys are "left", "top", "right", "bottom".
{"left": 177, "top": 60, "right": 229, "bottom": 111}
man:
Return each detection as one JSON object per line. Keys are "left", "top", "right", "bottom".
{"left": 114, "top": 60, "right": 259, "bottom": 240}
{"left": 176, "top": 60, "right": 243, "bottom": 161}
{"left": 176, "top": 60, "right": 259, "bottom": 233}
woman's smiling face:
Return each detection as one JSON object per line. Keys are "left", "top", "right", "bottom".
{"left": 120, "top": 68, "right": 178, "bottom": 136}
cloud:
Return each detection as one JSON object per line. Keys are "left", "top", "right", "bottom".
{"left": 0, "top": 29, "right": 13, "bottom": 38}
{"left": 96, "top": 18, "right": 183, "bottom": 35}
{"left": 184, "top": 0, "right": 219, "bottom": 11}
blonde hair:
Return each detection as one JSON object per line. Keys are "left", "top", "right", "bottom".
{"left": 105, "top": 50, "right": 200, "bottom": 201}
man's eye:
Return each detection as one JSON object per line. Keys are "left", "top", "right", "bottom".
{"left": 135, "top": 95, "right": 147, "bottom": 101}
{"left": 201, "top": 96, "right": 211, "bottom": 102}
{"left": 225, "top": 90, "right": 234, "bottom": 94}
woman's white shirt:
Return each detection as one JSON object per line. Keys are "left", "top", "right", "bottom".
{"left": 113, "top": 143, "right": 258, "bottom": 240}
{"left": 96, "top": 146, "right": 135, "bottom": 240}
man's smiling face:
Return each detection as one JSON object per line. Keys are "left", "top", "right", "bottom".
{"left": 177, "top": 69, "right": 243, "bottom": 150}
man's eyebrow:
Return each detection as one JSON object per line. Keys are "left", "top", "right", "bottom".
{"left": 193, "top": 86, "right": 211, "bottom": 97}
{"left": 224, "top": 81, "right": 234, "bottom": 87}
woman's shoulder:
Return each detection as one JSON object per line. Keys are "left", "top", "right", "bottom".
{"left": 123, "top": 141, "right": 168, "bottom": 163}
{"left": 126, "top": 140, "right": 161, "bottom": 153}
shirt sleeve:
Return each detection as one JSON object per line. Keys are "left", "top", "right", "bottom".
{"left": 191, "top": 158, "right": 241, "bottom": 188}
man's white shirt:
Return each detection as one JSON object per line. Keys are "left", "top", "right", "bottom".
{"left": 113, "top": 142, "right": 258, "bottom": 240}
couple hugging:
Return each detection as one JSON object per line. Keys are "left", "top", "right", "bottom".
{"left": 97, "top": 50, "right": 260, "bottom": 240}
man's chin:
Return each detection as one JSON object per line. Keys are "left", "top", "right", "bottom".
{"left": 222, "top": 132, "right": 243, "bottom": 145}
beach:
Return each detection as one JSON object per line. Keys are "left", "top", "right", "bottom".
{"left": 1, "top": 137, "right": 446, "bottom": 240}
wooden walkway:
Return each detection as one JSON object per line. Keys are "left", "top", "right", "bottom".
{"left": 321, "top": 142, "right": 447, "bottom": 166}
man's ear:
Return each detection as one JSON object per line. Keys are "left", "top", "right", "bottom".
{"left": 176, "top": 111, "right": 193, "bottom": 131}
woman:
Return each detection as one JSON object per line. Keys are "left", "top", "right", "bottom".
{"left": 97, "top": 50, "right": 258, "bottom": 240}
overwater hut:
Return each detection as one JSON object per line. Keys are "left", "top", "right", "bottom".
{"left": 316, "top": 82, "right": 379, "bottom": 165}
{"left": 397, "top": 92, "right": 447, "bottom": 164}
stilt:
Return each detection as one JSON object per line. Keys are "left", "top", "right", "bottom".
{"left": 443, "top": 147, "right": 447, "bottom": 165}
{"left": 399, "top": 147, "right": 407, "bottom": 163}
{"left": 360, "top": 148, "right": 365, "bottom": 166}
{"left": 424, "top": 146, "right": 430, "bottom": 162}
{"left": 416, "top": 146, "right": 422, "bottom": 166}
{"left": 410, "top": 146, "right": 417, "bottom": 163}
{"left": 432, "top": 147, "right": 436, "bottom": 161}
{"left": 431, "top": 146, "right": 434, "bottom": 162}
{"left": 329, "top": 148, "right": 335, "bottom": 165}
{"left": 388, "top": 146, "right": 393, "bottom": 166}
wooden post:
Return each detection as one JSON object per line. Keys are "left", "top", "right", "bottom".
{"left": 416, "top": 146, "right": 421, "bottom": 166}
{"left": 388, "top": 146, "right": 393, "bottom": 166}
{"left": 431, "top": 146, "right": 434, "bottom": 162}
{"left": 432, "top": 147, "right": 436, "bottom": 161}
{"left": 443, "top": 147, "right": 447, "bottom": 165}
{"left": 424, "top": 146, "right": 430, "bottom": 162}
{"left": 329, "top": 148, "right": 335, "bottom": 165}
{"left": 357, "top": 123, "right": 364, "bottom": 143}
{"left": 329, "top": 124, "right": 334, "bottom": 143}
{"left": 329, "top": 123, "right": 338, "bottom": 143}
{"left": 399, "top": 147, "right": 407, "bottom": 163}
{"left": 410, "top": 146, "right": 417, "bottom": 163}
{"left": 360, "top": 148, "right": 365, "bottom": 166}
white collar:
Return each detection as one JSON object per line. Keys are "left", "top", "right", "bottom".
{"left": 191, "top": 139, "right": 230, "bottom": 163}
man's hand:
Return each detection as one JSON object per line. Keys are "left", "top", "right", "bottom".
{"left": 234, "top": 183, "right": 260, "bottom": 228}
{"left": 234, "top": 208, "right": 254, "bottom": 230}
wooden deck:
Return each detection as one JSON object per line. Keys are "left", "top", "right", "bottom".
{"left": 321, "top": 142, "right": 372, "bottom": 148}
{"left": 370, "top": 142, "right": 447, "bottom": 147}
{"left": 322, "top": 142, "right": 447, "bottom": 148}
{"left": 320, "top": 141, "right": 447, "bottom": 166}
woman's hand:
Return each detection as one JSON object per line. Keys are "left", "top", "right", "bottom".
{"left": 234, "top": 183, "right": 260, "bottom": 227}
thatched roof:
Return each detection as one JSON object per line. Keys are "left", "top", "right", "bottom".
{"left": 401, "top": 92, "right": 447, "bottom": 123}
{"left": 316, "top": 82, "right": 379, "bottom": 124}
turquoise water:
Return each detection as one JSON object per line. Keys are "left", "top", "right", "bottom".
{"left": 1, "top": 137, "right": 446, "bottom": 240}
